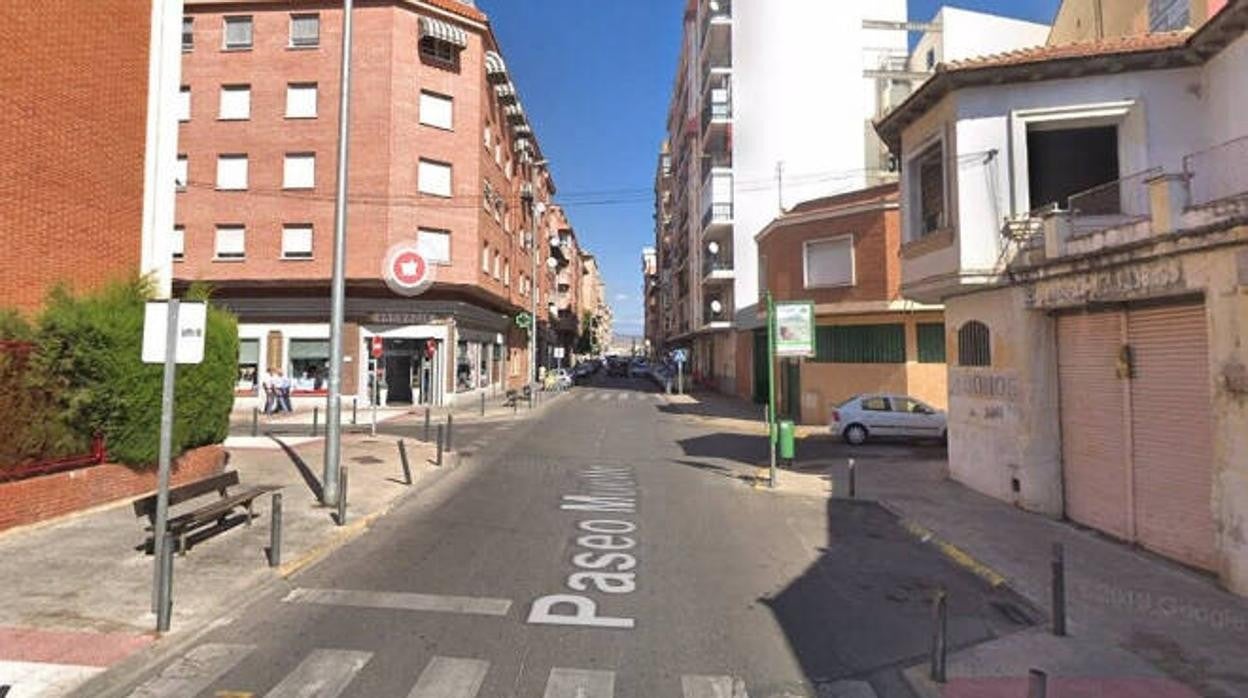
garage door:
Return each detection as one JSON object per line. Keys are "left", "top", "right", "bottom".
{"left": 1058, "top": 311, "right": 1129, "bottom": 539}
{"left": 1128, "top": 303, "right": 1217, "bottom": 570}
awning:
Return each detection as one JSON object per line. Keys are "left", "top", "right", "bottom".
{"left": 512, "top": 123, "right": 532, "bottom": 136}
{"left": 513, "top": 137, "right": 532, "bottom": 153}
{"left": 494, "top": 82, "right": 517, "bottom": 103}
{"left": 484, "top": 51, "right": 507, "bottom": 81}
{"left": 419, "top": 16, "right": 468, "bottom": 48}
{"left": 504, "top": 104, "right": 526, "bottom": 124}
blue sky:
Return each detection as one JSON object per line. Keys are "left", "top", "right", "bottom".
{"left": 479, "top": 0, "right": 1061, "bottom": 335}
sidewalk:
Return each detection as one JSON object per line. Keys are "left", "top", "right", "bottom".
{"left": 0, "top": 426, "right": 449, "bottom": 698}
{"left": 672, "top": 390, "right": 1248, "bottom": 698}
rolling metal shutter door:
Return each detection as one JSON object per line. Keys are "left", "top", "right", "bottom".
{"left": 1127, "top": 304, "right": 1217, "bottom": 571}
{"left": 1058, "top": 312, "right": 1129, "bottom": 539}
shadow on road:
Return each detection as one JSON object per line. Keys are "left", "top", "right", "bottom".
{"left": 270, "top": 435, "right": 324, "bottom": 502}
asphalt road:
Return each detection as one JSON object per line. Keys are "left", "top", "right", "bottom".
{"left": 109, "top": 375, "right": 1035, "bottom": 698}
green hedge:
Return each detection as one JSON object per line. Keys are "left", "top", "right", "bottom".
{"left": 2, "top": 278, "right": 238, "bottom": 469}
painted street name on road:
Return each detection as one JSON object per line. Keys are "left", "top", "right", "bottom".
{"left": 528, "top": 465, "right": 639, "bottom": 629}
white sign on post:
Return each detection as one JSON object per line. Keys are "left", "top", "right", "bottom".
{"left": 142, "top": 301, "right": 207, "bottom": 365}
{"left": 553, "top": 347, "right": 566, "bottom": 360}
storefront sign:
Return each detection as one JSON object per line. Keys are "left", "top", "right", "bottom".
{"left": 1028, "top": 260, "right": 1185, "bottom": 309}
{"left": 367, "top": 312, "right": 439, "bottom": 326}
{"left": 949, "top": 369, "right": 1021, "bottom": 402}
{"left": 774, "top": 301, "right": 815, "bottom": 357}
{"left": 382, "top": 243, "right": 436, "bottom": 297}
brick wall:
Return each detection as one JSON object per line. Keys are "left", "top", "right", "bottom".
{"left": 0, "top": 1, "right": 151, "bottom": 314}
{"left": 0, "top": 446, "right": 227, "bottom": 533}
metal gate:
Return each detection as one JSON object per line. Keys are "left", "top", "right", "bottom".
{"left": 1057, "top": 302, "right": 1216, "bottom": 571}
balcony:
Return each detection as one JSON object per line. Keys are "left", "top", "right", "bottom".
{"left": 699, "top": 0, "right": 732, "bottom": 68}
{"left": 701, "top": 254, "right": 734, "bottom": 285}
{"left": 701, "top": 202, "right": 733, "bottom": 231}
{"left": 701, "top": 95, "right": 732, "bottom": 134}
{"left": 702, "top": 294, "right": 732, "bottom": 330}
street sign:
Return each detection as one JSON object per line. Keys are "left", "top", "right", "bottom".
{"left": 774, "top": 301, "right": 815, "bottom": 357}
{"left": 370, "top": 336, "right": 384, "bottom": 359}
{"left": 553, "top": 347, "right": 565, "bottom": 359}
{"left": 142, "top": 301, "right": 207, "bottom": 364}
{"left": 515, "top": 312, "right": 533, "bottom": 329}
{"left": 382, "top": 243, "right": 436, "bottom": 297}
{"left": 673, "top": 348, "right": 688, "bottom": 364}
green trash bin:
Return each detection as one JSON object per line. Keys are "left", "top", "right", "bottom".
{"left": 778, "top": 420, "right": 796, "bottom": 461}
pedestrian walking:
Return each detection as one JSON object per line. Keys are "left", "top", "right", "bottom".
{"left": 276, "top": 369, "right": 293, "bottom": 413}
{"left": 262, "top": 368, "right": 278, "bottom": 416}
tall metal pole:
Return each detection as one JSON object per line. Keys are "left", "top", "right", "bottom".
{"left": 766, "top": 292, "right": 777, "bottom": 489}
{"left": 322, "top": 0, "right": 355, "bottom": 506}
{"left": 151, "top": 299, "right": 180, "bottom": 614}
{"left": 529, "top": 199, "right": 539, "bottom": 387}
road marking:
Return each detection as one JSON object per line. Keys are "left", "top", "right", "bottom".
{"left": 264, "top": 649, "right": 371, "bottom": 698}
{"left": 600, "top": 394, "right": 612, "bottom": 401}
{"left": 542, "top": 668, "right": 615, "bottom": 698}
{"left": 407, "top": 656, "right": 488, "bottom": 698}
{"left": 681, "top": 675, "right": 749, "bottom": 698}
{"left": 125, "top": 643, "right": 254, "bottom": 698}
{"left": 284, "top": 588, "right": 512, "bottom": 616}
{"left": 618, "top": 393, "right": 630, "bottom": 401}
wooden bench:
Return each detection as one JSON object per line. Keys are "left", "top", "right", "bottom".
{"left": 133, "top": 471, "right": 279, "bottom": 556}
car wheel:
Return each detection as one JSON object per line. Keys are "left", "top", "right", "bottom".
{"left": 843, "top": 424, "right": 868, "bottom": 446}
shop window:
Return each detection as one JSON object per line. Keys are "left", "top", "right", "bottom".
{"left": 1027, "top": 125, "right": 1119, "bottom": 212}
{"left": 814, "top": 324, "right": 905, "bottom": 364}
{"left": 957, "top": 321, "right": 991, "bottom": 367}
{"left": 456, "top": 340, "right": 474, "bottom": 392}
{"left": 917, "top": 322, "right": 946, "bottom": 363}
{"left": 289, "top": 339, "right": 329, "bottom": 391}
{"left": 238, "top": 338, "right": 259, "bottom": 390}
{"left": 479, "top": 346, "right": 490, "bottom": 387}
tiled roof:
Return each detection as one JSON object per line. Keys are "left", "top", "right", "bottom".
{"left": 941, "top": 31, "right": 1191, "bottom": 72}
{"left": 420, "top": 0, "right": 486, "bottom": 23}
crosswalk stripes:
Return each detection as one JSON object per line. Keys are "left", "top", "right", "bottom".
{"left": 284, "top": 588, "right": 512, "bottom": 617}
{"left": 407, "top": 656, "right": 489, "bottom": 698}
{"left": 543, "top": 667, "right": 616, "bottom": 698}
{"left": 681, "top": 674, "right": 748, "bottom": 698}
{"left": 125, "top": 643, "right": 254, "bottom": 698}
{"left": 263, "top": 649, "right": 371, "bottom": 698}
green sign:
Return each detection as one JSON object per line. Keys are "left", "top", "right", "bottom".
{"left": 515, "top": 312, "right": 533, "bottom": 329}
{"left": 774, "top": 301, "right": 815, "bottom": 357}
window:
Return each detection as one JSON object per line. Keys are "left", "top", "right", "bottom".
{"left": 418, "top": 159, "right": 452, "bottom": 197}
{"left": 216, "top": 155, "right": 248, "bottom": 190}
{"left": 493, "top": 251, "right": 501, "bottom": 279}
{"left": 172, "top": 226, "right": 185, "bottom": 260}
{"left": 289, "top": 13, "right": 320, "bottom": 47}
{"left": 182, "top": 17, "right": 194, "bottom": 51}
{"left": 282, "top": 225, "right": 313, "bottom": 259}
{"left": 815, "top": 324, "right": 906, "bottom": 364}
{"left": 483, "top": 125, "right": 491, "bottom": 149}
{"left": 178, "top": 86, "right": 191, "bottom": 122}
{"left": 175, "top": 155, "right": 188, "bottom": 190}
{"left": 288, "top": 339, "right": 329, "bottom": 392}
{"left": 504, "top": 261, "right": 510, "bottom": 286}
{"left": 223, "top": 16, "right": 253, "bottom": 49}
{"left": 925, "top": 48, "right": 936, "bottom": 70}
{"left": 482, "top": 243, "right": 491, "bottom": 272}
{"left": 892, "top": 397, "right": 931, "bottom": 414}
{"left": 283, "top": 153, "right": 315, "bottom": 189}
{"left": 957, "top": 321, "right": 991, "bottom": 367}
{"left": 803, "top": 236, "right": 854, "bottom": 288}
{"left": 238, "top": 338, "right": 259, "bottom": 390}
{"left": 1026, "top": 125, "right": 1119, "bottom": 212}
{"left": 861, "top": 396, "right": 890, "bottom": 412}
{"left": 286, "top": 83, "right": 317, "bottom": 118}
{"left": 214, "top": 225, "right": 245, "bottom": 259}
{"left": 218, "top": 85, "right": 250, "bottom": 120}
{"left": 420, "top": 91, "right": 453, "bottom": 130}
{"left": 917, "top": 322, "right": 946, "bottom": 363}
{"left": 417, "top": 228, "right": 451, "bottom": 264}
{"left": 419, "top": 36, "right": 459, "bottom": 68}
{"left": 1149, "top": 0, "right": 1189, "bottom": 31}
{"left": 911, "top": 140, "right": 946, "bottom": 237}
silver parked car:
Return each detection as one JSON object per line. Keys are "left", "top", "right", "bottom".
{"left": 829, "top": 394, "right": 947, "bottom": 445}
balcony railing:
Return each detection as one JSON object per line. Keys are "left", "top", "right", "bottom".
{"left": 699, "top": 0, "right": 732, "bottom": 47}
{"left": 701, "top": 100, "right": 732, "bottom": 132}
{"left": 702, "top": 202, "right": 733, "bottom": 230}
{"left": 1183, "top": 135, "right": 1248, "bottom": 208}
{"left": 1067, "top": 167, "right": 1160, "bottom": 233}
{"left": 702, "top": 256, "right": 734, "bottom": 278}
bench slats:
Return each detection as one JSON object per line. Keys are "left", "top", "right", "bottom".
{"left": 133, "top": 471, "right": 241, "bottom": 520}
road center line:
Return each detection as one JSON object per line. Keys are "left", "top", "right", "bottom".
{"left": 284, "top": 588, "right": 512, "bottom": 617}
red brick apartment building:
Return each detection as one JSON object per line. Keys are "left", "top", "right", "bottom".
{"left": 176, "top": 0, "right": 580, "bottom": 406}
{"left": 0, "top": 1, "right": 183, "bottom": 313}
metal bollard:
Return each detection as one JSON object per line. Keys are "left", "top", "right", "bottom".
{"left": 424, "top": 406, "right": 431, "bottom": 441}
{"left": 336, "top": 468, "right": 348, "bottom": 526}
{"left": 436, "top": 425, "right": 444, "bottom": 467}
{"left": 930, "top": 588, "right": 948, "bottom": 683}
{"left": 446, "top": 414, "right": 454, "bottom": 453}
{"left": 398, "top": 439, "right": 412, "bottom": 485}
{"left": 352, "top": 398, "right": 358, "bottom": 425}
{"left": 1052, "top": 542, "right": 1067, "bottom": 637}
{"left": 156, "top": 532, "right": 175, "bottom": 632}
{"left": 269, "top": 492, "right": 283, "bottom": 568}
{"left": 312, "top": 406, "right": 319, "bottom": 437}
{"left": 848, "top": 457, "right": 857, "bottom": 499}
{"left": 251, "top": 407, "right": 259, "bottom": 437}
{"left": 481, "top": 392, "right": 486, "bottom": 416}
{"left": 1, "top": 684, "right": 10, "bottom": 698}
{"left": 1028, "top": 669, "right": 1048, "bottom": 698}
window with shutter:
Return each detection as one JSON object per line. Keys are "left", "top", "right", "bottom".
{"left": 172, "top": 226, "right": 185, "bottom": 260}
{"left": 420, "top": 91, "right": 454, "bottom": 130}
{"left": 917, "top": 323, "right": 947, "bottom": 363}
{"left": 215, "top": 226, "right": 245, "bottom": 259}
{"left": 286, "top": 83, "right": 317, "bottom": 118}
{"left": 178, "top": 86, "right": 191, "bottom": 122}
{"left": 957, "top": 321, "right": 991, "bottom": 366}
{"left": 282, "top": 225, "right": 313, "bottom": 259}
{"left": 417, "top": 228, "right": 451, "bottom": 264}
{"left": 283, "top": 153, "right": 315, "bottom": 189}
{"left": 219, "top": 85, "right": 250, "bottom": 120}
{"left": 803, "top": 236, "right": 854, "bottom": 288}
{"left": 216, "top": 155, "right": 248, "bottom": 190}
{"left": 182, "top": 17, "right": 193, "bottom": 51}
{"left": 290, "top": 14, "right": 319, "bottom": 47}
{"left": 418, "top": 159, "right": 452, "bottom": 197}
{"left": 223, "top": 16, "right": 253, "bottom": 49}
{"left": 175, "top": 155, "right": 188, "bottom": 190}
{"left": 482, "top": 244, "right": 491, "bottom": 272}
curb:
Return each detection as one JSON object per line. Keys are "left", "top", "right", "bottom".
{"left": 877, "top": 498, "right": 1009, "bottom": 589}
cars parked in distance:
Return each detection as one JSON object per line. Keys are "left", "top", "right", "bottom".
{"left": 829, "top": 394, "right": 947, "bottom": 445}
{"left": 628, "top": 359, "right": 649, "bottom": 378}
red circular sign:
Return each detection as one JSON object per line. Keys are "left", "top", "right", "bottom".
{"left": 382, "top": 243, "right": 436, "bottom": 296}
{"left": 370, "top": 336, "right": 384, "bottom": 359}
